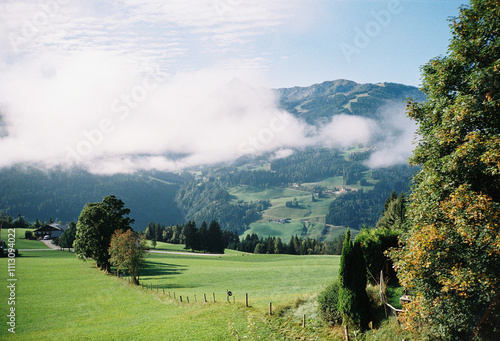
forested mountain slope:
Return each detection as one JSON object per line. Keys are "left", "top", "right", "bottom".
{"left": 0, "top": 80, "right": 423, "bottom": 236}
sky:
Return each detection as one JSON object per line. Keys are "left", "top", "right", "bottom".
{"left": 0, "top": 0, "right": 465, "bottom": 174}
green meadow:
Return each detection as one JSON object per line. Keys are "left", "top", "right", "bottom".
{"left": 1, "top": 241, "right": 341, "bottom": 340}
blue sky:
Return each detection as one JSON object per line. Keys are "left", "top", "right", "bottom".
{"left": 0, "top": 0, "right": 466, "bottom": 173}
{"left": 1, "top": 0, "right": 464, "bottom": 88}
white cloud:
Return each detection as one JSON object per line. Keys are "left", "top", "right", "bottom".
{"left": 0, "top": 1, "right": 416, "bottom": 174}
{"left": 316, "top": 114, "right": 374, "bottom": 148}
{"left": 364, "top": 103, "right": 418, "bottom": 168}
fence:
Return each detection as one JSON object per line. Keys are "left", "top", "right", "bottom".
{"left": 115, "top": 270, "right": 310, "bottom": 328}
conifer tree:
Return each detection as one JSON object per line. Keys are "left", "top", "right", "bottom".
{"left": 338, "top": 229, "right": 370, "bottom": 331}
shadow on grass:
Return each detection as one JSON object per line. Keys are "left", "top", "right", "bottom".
{"left": 141, "top": 260, "right": 188, "bottom": 280}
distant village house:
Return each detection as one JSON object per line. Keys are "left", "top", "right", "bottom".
{"left": 33, "top": 223, "right": 69, "bottom": 239}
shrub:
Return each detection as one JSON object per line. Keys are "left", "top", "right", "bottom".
{"left": 25, "top": 230, "right": 34, "bottom": 240}
{"left": 317, "top": 281, "right": 341, "bottom": 326}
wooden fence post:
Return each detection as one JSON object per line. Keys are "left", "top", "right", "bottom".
{"left": 194, "top": 294, "right": 197, "bottom": 302}
{"left": 213, "top": 292, "right": 216, "bottom": 303}
{"left": 163, "top": 288, "right": 165, "bottom": 294}
{"left": 179, "top": 296, "right": 182, "bottom": 303}
{"left": 204, "top": 293, "right": 207, "bottom": 303}
{"left": 187, "top": 296, "right": 189, "bottom": 303}
{"left": 245, "top": 293, "right": 249, "bottom": 307}
{"left": 344, "top": 325, "right": 349, "bottom": 341}
{"left": 302, "top": 314, "right": 306, "bottom": 328}
{"left": 269, "top": 302, "right": 272, "bottom": 315}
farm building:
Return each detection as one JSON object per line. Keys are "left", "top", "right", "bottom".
{"left": 33, "top": 223, "right": 69, "bottom": 239}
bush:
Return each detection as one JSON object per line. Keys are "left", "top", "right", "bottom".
{"left": 25, "top": 231, "right": 34, "bottom": 240}
{"left": 317, "top": 281, "right": 341, "bottom": 326}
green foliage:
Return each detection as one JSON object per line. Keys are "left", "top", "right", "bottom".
{"left": 317, "top": 280, "right": 342, "bottom": 326}
{"left": 355, "top": 227, "right": 399, "bottom": 284}
{"left": 326, "top": 165, "right": 416, "bottom": 229}
{"left": 108, "top": 229, "right": 147, "bottom": 285}
{"left": 234, "top": 233, "right": 334, "bottom": 255}
{"left": 58, "top": 222, "right": 76, "bottom": 249}
{"left": 338, "top": 229, "right": 370, "bottom": 331}
{"left": 24, "top": 230, "right": 34, "bottom": 240}
{"left": 376, "top": 191, "right": 406, "bottom": 230}
{"left": 207, "top": 220, "right": 225, "bottom": 254}
{"left": 0, "top": 167, "right": 184, "bottom": 228}
{"left": 74, "top": 195, "right": 134, "bottom": 272}
{"left": 391, "top": 1, "right": 500, "bottom": 339}
{"left": 176, "top": 180, "right": 269, "bottom": 234}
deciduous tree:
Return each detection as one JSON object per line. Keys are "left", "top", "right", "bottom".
{"left": 74, "top": 195, "right": 134, "bottom": 272}
{"left": 58, "top": 222, "right": 76, "bottom": 250}
{"left": 390, "top": 1, "right": 500, "bottom": 339}
{"left": 108, "top": 229, "right": 147, "bottom": 285}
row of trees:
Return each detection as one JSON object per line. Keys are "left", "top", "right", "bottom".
{"left": 183, "top": 221, "right": 229, "bottom": 254}
{"left": 144, "top": 221, "right": 240, "bottom": 253}
{"left": 231, "top": 233, "right": 346, "bottom": 256}
{"left": 0, "top": 213, "right": 30, "bottom": 229}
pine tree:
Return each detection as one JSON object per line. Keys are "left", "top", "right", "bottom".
{"left": 338, "top": 229, "right": 370, "bottom": 331}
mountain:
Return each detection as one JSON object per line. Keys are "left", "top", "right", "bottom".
{"left": 0, "top": 80, "right": 423, "bottom": 237}
{"left": 0, "top": 167, "right": 186, "bottom": 229}
{"left": 276, "top": 79, "right": 425, "bottom": 124}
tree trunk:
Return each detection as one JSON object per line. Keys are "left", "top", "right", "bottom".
{"left": 131, "top": 274, "right": 139, "bottom": 285}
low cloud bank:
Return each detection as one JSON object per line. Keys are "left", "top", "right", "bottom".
{"left": 0, "top": 52, "right": 415, "bottom": 174}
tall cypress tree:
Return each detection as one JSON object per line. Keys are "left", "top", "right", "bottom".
{"left": 338, "top": 229, "right": 370, "bottom": 331}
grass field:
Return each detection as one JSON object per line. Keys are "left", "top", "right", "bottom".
{"left": 227, "top": 175, "right": 376, "bottom": 242}
{"left": 0, "top": 242, "right": 341, "bottom": 340}
{"left": 0, "top": 228, "right": 48, "bottom": 250}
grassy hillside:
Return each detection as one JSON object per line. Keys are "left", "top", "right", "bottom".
{"left": 1, "top": 247, "right": 340, "bottom": 340}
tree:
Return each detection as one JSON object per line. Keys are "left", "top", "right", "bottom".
{"left": 207, "top": 220, "right": 225, "bottom": 254}
{"left": 58, "top": 222, "right": 76, "bottom": 250}
{"left": 376, "top": 191, "right": 406, "bottom": 230}
{"left": 74, "top": 195, "right": 134, "bottom": 272}
{"left": 274, "top": 237, "right": 283, "bottom": 254}
{"left": 355, "top": 227, "right": 399, "bottom": 285}
{"left": 390, "top": 1, "right": 500, "bottom": 339}
{"left": 184, "top": 220, "right": 198, "bottom": 252}
{"left": 198, "top": 221, "right": 208, "bottom": 252}
{"left": 24, "top": 230, "right": 34, "bottom": 240}
{"left": 108, "top": 229, "right": 147, "bottom": 285}
{"left": 337, "top": 229, "right": 370, "bottom": 331}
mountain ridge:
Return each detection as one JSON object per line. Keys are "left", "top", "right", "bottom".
{"left": 0, "top": 79, "right": 423, "bottom": 234}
